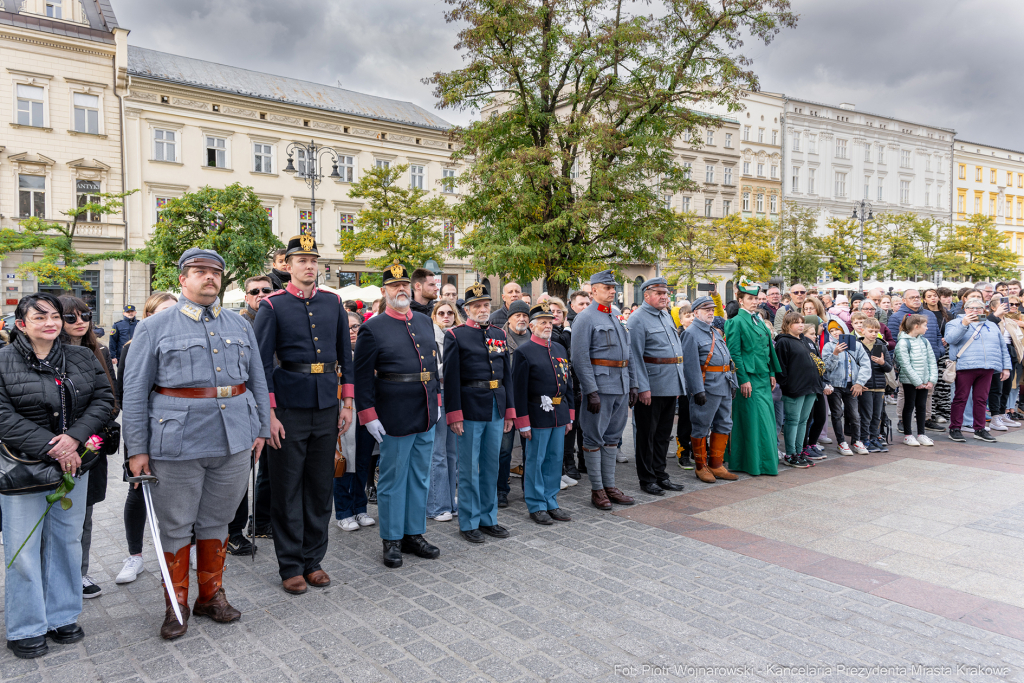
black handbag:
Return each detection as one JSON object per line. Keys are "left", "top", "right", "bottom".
{"left": 0, "top": 442, "right": 63, "bottom": 495}
{"left": 100, "top": 419, "right": 121, "bottom": 456}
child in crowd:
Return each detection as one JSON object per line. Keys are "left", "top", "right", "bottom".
{"left": 895, "top": 314, "right": 938, "bottom": 446}
{"left": 822, "top": 319, "right": 871, "bottom": 455}
{"left": 857, "top": 316, "right": 893, "bottom": 453}
{"left": 775, "top": 312, "right": 825, "bottom": 468}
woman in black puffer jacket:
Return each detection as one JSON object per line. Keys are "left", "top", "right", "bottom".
{"left": 0, "top": 293, "right": 115, "bottom": 659}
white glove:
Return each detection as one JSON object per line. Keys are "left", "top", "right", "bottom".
{"left": 519, "top": 427, "right": 531, "bottom": 434}
{"left": 540, "top": 395, "right": 554, "bottom": 412}
{"left": 366, "top": 419, "right": 387, "bottom": 444}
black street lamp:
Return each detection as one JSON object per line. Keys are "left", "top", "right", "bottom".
{"left": 283, "top": 139, "right": 341, "bottom": 242}
{"left": 852, "top": 200, "right": 873, "bottom": 292}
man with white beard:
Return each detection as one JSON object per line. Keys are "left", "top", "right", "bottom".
{"left": 443, "top": 282, "right": 515, "bottom": 544}
{"left": 354, "top": 262, "right": 442, "bottom": 569}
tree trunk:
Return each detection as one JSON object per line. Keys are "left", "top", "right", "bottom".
{"left": 547, "top": 279, "right": 570, "bottom": 301}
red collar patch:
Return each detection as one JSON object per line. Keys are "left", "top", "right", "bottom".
{"left": 384, "top": 307, "right": 412, "bottom": 321}
{"left": 597, "top": 304, "right": 612, "bottom": 314}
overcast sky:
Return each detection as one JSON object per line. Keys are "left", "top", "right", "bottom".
{"left": 113, "top": 0, "right": 1024, "bottom": 151}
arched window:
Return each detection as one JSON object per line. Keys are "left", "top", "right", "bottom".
{"left": 633, "top": 276, "right": 644, "bottom": 305}
{"left": 725, "top": 280, "right": 734, "bottom": 302}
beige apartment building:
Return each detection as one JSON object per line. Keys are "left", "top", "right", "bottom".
{"left": 953, "top": 140, "right": 1024, "bottom": 273}
{"left": 0, "top": 0, "right": 127, "bottom": 323}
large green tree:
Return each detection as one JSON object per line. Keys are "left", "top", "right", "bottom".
{"left": 336, "top": 163, "right": 451, "bottom": 270}
{"left": 775, "top": 202, "right": 821, "bottom": 286}
{"left": 139, "top": 183, "right": 282, "bottom": 299}
{"left": 935, "top": 214, "right": 1018, "bottom": 282}
{"left": 813, "top": 217, "right": 872, "bottom": 283}
{"left": 664, "top": 212, "right": 724, "bottom": 288}
{"left": 0, "top": 191, "right": 136, "bottom": 290}
{"left": 427, "top": 0, "right": 797, "bottom": 298}
{"left": 718, "top": 213, "right": 776, "bottom": 283}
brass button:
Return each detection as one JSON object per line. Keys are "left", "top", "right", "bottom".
{"left": 159, "top": 418, "right": 164, "bottom": 423}
{"left": 214, "top": 349, "right": 219, "bottom": 354}
{"left": 309, "top": 312, "right": 313, "bottom": 316}
{"left": 217, "top": 367, "right": 221, "bottom": 372}
{"left": 220, "top": 404, "right": 226, "bottom": 409}
{"left": 411, "top": 333, "right": 415, "bottom": 337}
{"left": 312, "top": 324, "right": 315, "bottom": 328}
{"left": 317, "top": 349, "right": 321, "bottom": 353}
{"left": 306, "top": 301, "right": 310, "bottom": 305}
{"left": 210, "top": 332, "right": 215, "bottom": 336}
{"left": 314, "top": 337, "right": 318, "bottom": 341}
{"left": 204, "top": 317, "right": 209, "bottom": 322}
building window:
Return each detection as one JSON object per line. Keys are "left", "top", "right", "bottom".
{"left": 156, "top": 197, "right": 171, "bottom": 223}
{"left": 925, "top": 156, "right": 932, "bottom": 172}
{"left": 1006, "top": 199, "right": 1013, "bottom": 218}
{"left": 299, "top": 209, "right": 315, "bottom": 235}
{"left": 958, "top": 164, "right": 966, "bottom": 180}
{"left": 900, "top": 180, "right": 910, "bottom": 204}
{"left": 253, "top": 143, "right": 273, "bottom": 173}
{"left": 770, "top": 165, "right": 778, "bottom": 178}
{"left": 989, "top": 197, "right": 996, "bottom": 215}
{"left": 878, "top": 182, "right": 883, "bottom": 202}
{"left": 792, "top": 166, "right": 800, "bottom": 192}
{"left": 772, "top": 130, "right": 778, "bottom": 145}
{"left": 410, "top": 164, "right": 425, "bottom": 190}
{"left": 758, "top": 128, "right": 764, "bottom": 143}
{"left": 723, "top": 167, "right": 732, "bottom": 185}
{"left": 900, "top": 150, "right": 911, "bottom": 168}
{"left": 705, "top": 165, "right": 715, "bottom": 183}
{"left": 808, "top": 168, "right": 816, "bottom": 194}
{"left": 683, "top": 129, "right": 692, "bottom": 142}
{"left": 682, "top": 162, "right": 692, "bottom": 180}
{"left": 569, "top": 159, "right": 579, "bottom": 179}
{"left": 73, "top": 93, "right": 100, "bottom": 134}
{"left": 294, "top": 148, "right": 309, "bottom": 177}
{"left": 864, "top": 176, "right": 871, "bottom": 200}
{"left": 46, "top": 0, "right": 62, "bottom": 18}
{"left": 756, "top": 163, "right": 764, "bottom": 177}
{"left": 338, "top": 155, "right": 355, "bottom": 183}
{"left": 339, "top": 213, "right": 355, "bottom": 236}
{"left": 836, "top": 139, "right": 847, "bottom": 159}
{"left": 975, "top": 167, "right": 982, "bottom": 182}
{"left": 835, "top": 172, "right": 847, "bottom": 198}
{"left": 877, "top": 147, "right": 885, "bottom": 164}
{"left": 792, "top": 135, "right": 800, "bottom": 152}
{"left": 742, "top": 161, "right": 750, "bottom": 176}
{"left": 990, "top": 169, "right": 997, "bottom": 184}
{"left": 769, "top": 195, "right": 777, "bottom": 213}
{"left": 682, "top": 196, "right": 691, "bottom": 213}
{"left": 376, "top": 159, "right": 391, "bottom": 169}
{"left": 1008, "top": 171, "right": 1014, "bottom": 186}
{"left": 755, "top": 194, "right": 764, "bottom": 213}
{"left": 723, "top": 199, "right": 731, "bottom": 215}
{"left": 442, "top": 168, "right": 456, "bottom": 192}
{"left": 925, "top": 183, "right": 931, "bottom": 207}
{"left": 864, "top": 143, "right": 871, "bottom": 161}
{"left": 444, "top": 219, "right": 456, "bottom": 249}
{"left": 808, "top": 134, "right": 817, "bottom": 154}
{"left": 704, "top": 198, "right": 713, "bottom": 217}
{"left": 662, "top": 193, "right": 672, "bottom": 210}
{"left": 957, "top": 194, "right": 965, "bottom": 214}
{"left": 743, "top": 125, "right": 750, "bottom": 141}
{"left": 741, "top": 193, "right": 749, "bottom": 212}
{"left": 724, "top": 133, "right": 732, "bottom": 148}
{"left": 154, "top": 129, "right": 177, "bottom": 162}
{"left": 19, "top": 175, "right": 45, "bottom": 218}
{"left": 1018, "top": 173, "right": 1023, "bottom": 188}
{"left": 16, "top": 85, "right": 45, "bottom": 127}
{"left": 974, "top": 196, "right": 981, "bottom": 214}
{"left": 76, "top": 180, "right": 101, "bottom": 222}
{"left": 206, "top": 136, "right": 227, "bottom": 168}
{"left": 705, "top": 129, "right": 714, "bottom": 145}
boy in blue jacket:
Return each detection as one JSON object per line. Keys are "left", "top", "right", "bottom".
{"left": 822, "top": 319, "right": 871, "bottom": 455}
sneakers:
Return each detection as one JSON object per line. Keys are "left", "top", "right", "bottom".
{"left": 510, "top": 464, "right": 524, "bottom": 477}
{"left": 678, "top": 454, "right": 695, "bottom": 470}
{"left": 903, "top": 435, "right": 920, "bottom": 447}
{"left": 430, "top": 512, "right": 453, "bottom": 522}
{"left": 933, "top": 416, "right": 948, "bottom": 424}
{"left": 616, "top": 450, "right": 628, "bottom": 463}
{"left": 817, "top": 435, "right": 833, "bottom": 445}
{"left": 778, "top": 449, "right": 787, "bottom": 461}
{"left": 916, "top": 434, "right": 934, "bottom": 447}
{"left": 837, "top": 442, "right": 854, "bottom": 456}
{"left": 337, "top": 516, "right": 359, "bottom": 532}
{"left": 1002, "top": 414, "right": 1022, "bottom": 428}
{"left": 948, "top": 429, "right": 966, "bottom": 442}
{"left": 974, "top": 429, "right": 997, "bottom": 443}
{"left": 783, "top": 455, "right": 811, "bottom": 468}
{"left": 852, "top": 441, "right": 870, "bottom": 454}
{"left": 884, "top": 395, "right": 897, "bottom": 405}
{"left": 561, "top": 474, "right": 578, "bottom": 487}
{"left": 355, "top": 512, "right": 376, "bottom": 527}
{"left": 560, "top": 478, "right": 568, "bottom": 490}
{"left": 82, "top": 575, "right": 102, "bottom": 599}
{"left": 805, "top": 446, "right": 827, "bottom": 461}
{"left": 873, "top": 438, "right": 889, "bottom": 453}
{"left": 226, "top": 533, "right": 254, "bottom": 556}
{"left": 865, "top": 439, "right": 881, "bottom": 453}
{"left": 896, "top": 420, "right": 904, "bottom": 433}
{"left": 989, "top": 416, "right": 1008, "bottom": 431}
{"left": 924, "top": 419, "right": 945, "bottom": 432}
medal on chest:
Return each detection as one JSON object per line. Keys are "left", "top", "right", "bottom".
{"left": 485, "top": 337, "right": 506, "bottom": 354}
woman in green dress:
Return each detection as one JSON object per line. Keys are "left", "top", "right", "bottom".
{"left": 724, "top": 280, "right": 782, "bottom": 475}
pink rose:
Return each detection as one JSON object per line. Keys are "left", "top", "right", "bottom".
{"left": 85, "top": 434, "right": 103, "bottom": 452}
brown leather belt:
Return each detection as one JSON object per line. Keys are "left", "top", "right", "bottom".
{"left": 155, "top": 384, "right": 246, "bottom": 399}
{"left": 700, "top": 365, "right": 730, "bottom": 373}
{"left": 465, "top": 379, "right": 501, "bottom": 390}
{"left": 591, "top": 359, "right": 628, "bottom": 368}
{"left": 643, "top": 356, "right": 683, "bottom": 364}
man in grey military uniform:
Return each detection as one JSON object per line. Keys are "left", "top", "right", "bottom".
{"left": 124, "top": 248, "right": 271, "bottom": 640}
{"left": 570, "top": 270, "right": 638, "bottom": 511}
{"left": 627, "top": 277, "right": 686, "bottom": 496}
{"left": 680, "top": 296, "right": 738, "bottom": 483}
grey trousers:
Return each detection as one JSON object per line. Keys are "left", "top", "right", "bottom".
{"left": 81, "top": 505, "right": 93, "bottom": 576}
{"left": 148, "top": 450, "right": 251, "bottom": 554}
{"left": 578, "top": 392, "right": 628, "bottom": 491}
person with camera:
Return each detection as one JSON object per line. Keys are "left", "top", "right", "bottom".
{"left": 0, "top": 293, "right": 115, "bottom": 658}
{"left": 945, "top": 297, "right": 1011, "bottom": 443}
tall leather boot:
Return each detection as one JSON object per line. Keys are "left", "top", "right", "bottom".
{"left": 691, "top": 437, "right": 716, "bottom": 483}
{"left": 708, "top": 433, "right": 738, "bottom": 480}
{"left": 160, "top": 545, "right": 191, "bottom": 640}
{"left": 193, "top": 538, "right": 241, "bottom": 623}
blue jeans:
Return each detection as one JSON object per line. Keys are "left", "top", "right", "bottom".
{"left": 426, "top": 404, "right": 458, "bottom": 518}
{"left": 333, "top": 425, "right": 375, "bottom": 519}
{"left": 962, "top": 389, "right": 974, "bottom": 429}
{"left": 2, "top": 471, "right": 89, "bottom": 640}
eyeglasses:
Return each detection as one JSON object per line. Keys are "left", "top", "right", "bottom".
{"left": 791, "top": 290, "right": 806, "bottom": 295}
{"left": 62, "top": 312, "right": 92, "bottom": 324}
{"left": 248, "top": 287, "right": 273, "bottom": 296}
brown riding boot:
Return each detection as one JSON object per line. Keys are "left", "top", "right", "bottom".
{"left": 708, "top": 433, "right": 738, "bottom": 480}
{"left": 591, "top": 489, "right": 612, "bottom": 510}
{"left": 604, "top": 487, "right": 635, "bottom": 505}
{"left": 193, "top": 538, "right": 241, "bottom": 623}
{"left": 691, "top": 437, "right": 717, "bottom": 483}
{"left": 160, "top": 545, "right": 191, "bottom": 640}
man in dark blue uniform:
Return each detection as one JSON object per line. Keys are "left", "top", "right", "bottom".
{"left": 109, "top": 304, "right": 137, "bottom": 365}
{"left": 254, "top": 234, "right": 354, "bottom": 595}
{"left": 354, "top": 262, "right": 442, "bottom": 569}
{"left": 443, "top": 282, "right": 515, "bottom": 544}
{"left": 512, "top": 302, "right": 575, "bottom": 525}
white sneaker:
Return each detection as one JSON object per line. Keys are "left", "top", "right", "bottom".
{"left": 355, "top": 512, "right": 376, "bottom": 527}
{"left": 778, "top": 450, "right": 786, "bottom": 461}
{"left": 115, "top": 555, "right": 145, "bottom": 584}
{"left": 989, "top": 416, "right": 1008, "bottom": 431}
{"left": 337, "top": 516, "right": 359, "bottom": 532}
{"left": 934, "top": 416, "right": 948, "bottom": 424}
{"left": 817, "top": 435, "right": 833, "bottom": 445}
{"left": 561, "top": 474, "right": 578, "bottom": 487}
{"left": 82, "top": 575, "right": 102, "bottom": 599}
{"left": 430, "top": 511, "right": 453, "bottom": 522}
{"left": 616, "top": 450, "right": 628, "bottom": 463}
{"left": 837, "top": 442, "right": 854, "bottom": 456}
{"left": 903, "top": 435, "right": 920, "bottom": 446}
{"left": 189, "top": 544, "right": 197, "bottom": 570}
{"left": 1001, "top": 415, "right": 1021, "bottom": 428}
{"left": 885, "top": 396, "right": 897, "bottom": 405}
{"left": 560, "top": 479, "right": 568, "bottom": 490}
{"left": 852, "top": 441, "right": 870, "bottom": 454}
{"left": 916, "top": 434, "right": 934, "bottom": 446}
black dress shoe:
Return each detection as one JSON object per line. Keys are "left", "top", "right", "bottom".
{"left": 401, "top": 534, "right": 440, "bottom": 559}
{"left": 576, "top": 460, "right": 588, "bottom": 474}
{"left": 547, "top": 508, "right": 572, "bottom": 522}
{"left": 460, "top": 529, "right": 486, "bottom": 544}
{"left": 45, "top": 623, "right": 84, "bottom": 645}
{"left": 480, "top": 524, "right": 510, "bottom": 538}
{"left": 496, "top": 492, "right": 508, "bottom": 508}
{"left": 382, "top": 540, "right": 403, "bottom": 569}
{"left": 253, "top": 524, "right": 274, "bottom": 539}
{"left": 530, "top": 510, "right": 554, "bottom": 525}
{"left": 7, "top": 636, "right": 48, "bottom": 659}
{"left": 564, "top": 462, "right": 581, "bottom": 480}
{"left": 657, "top": 479, "right": 684, "bottom": 492}
{"left": 640, "top": 482, "right": 665, "bottom": 496}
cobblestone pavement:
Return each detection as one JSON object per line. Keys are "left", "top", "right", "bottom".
{"left": 2, "top": 418, "right": 1024, "bottom": 683}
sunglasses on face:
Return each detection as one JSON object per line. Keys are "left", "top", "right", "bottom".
{"left": 248, "top": 287, "right": 273, "bottom": 296}
{"left": 63, "top": 312, "right": 92, "bottom": 324}
{"left": 791, "top": 290, "right": 806, "bottom": 295}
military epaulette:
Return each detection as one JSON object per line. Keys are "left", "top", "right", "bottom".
{"left": 261, "top": 289, "right": 288, "bottom": 309}
{"left": 179, "top": 303, "right": 202, "bottom": 321}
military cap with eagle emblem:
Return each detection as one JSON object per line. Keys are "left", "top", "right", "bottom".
{"left": 285, "top": 233, "right": 319, "bottom": 258}
{"left": 463, "top": 281, "right": 491, "bottom": 305}
{"left": 529, "top": 301, "right": 554, "bottom": 321}
{"left": 382, "top": 260, "right": 411, "bottom": 285}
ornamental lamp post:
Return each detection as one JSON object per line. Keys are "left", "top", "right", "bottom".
{"left": 852, "top": 200, "right": 873, "bottom": 293}
{"left": 283, "top": 140, "right": 341, "bottom": 243}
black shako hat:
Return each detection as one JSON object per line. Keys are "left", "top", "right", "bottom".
{"left": 285, "top": 233, "right": 319, "bottom": 258}
{"left": 382, "top": 261, "right": 411, "bottom": 285}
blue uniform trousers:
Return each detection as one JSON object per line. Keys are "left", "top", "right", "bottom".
{"left": 524, "top": 427, "right": 563, "bottom": 513}
{"left": 378, "top": 429, "right": 435, "bottom": 541}
{"left": 457, "top": 397, "right": 502, "bottom": 531}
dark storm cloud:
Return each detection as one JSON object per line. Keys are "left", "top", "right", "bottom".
{"left": 114, "top": 0, "right": 1022, "bottom": 148}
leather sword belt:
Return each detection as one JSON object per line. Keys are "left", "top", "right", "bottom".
{"left": 281, "top": 360, "right": 337, "bottom": 375}
{"left": 529, "top": 395, "right": 562, "bottom": 405}
{"left": 379, "top": 372, "right": 435, "bottom": 382}
{"left": 591, "top": 359, "right": 628, "bottom": 368}
{"left": 465, "top": 379, "right": 501, "bottom": 390}
{"left": 700, "top": 364, "right": 730, "bottom": 373}
{"left": 155, "top": 384, "right": 246, "bottom": 399}
{"left": 643, "top": 356, "right": 683, "bottom": 364}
